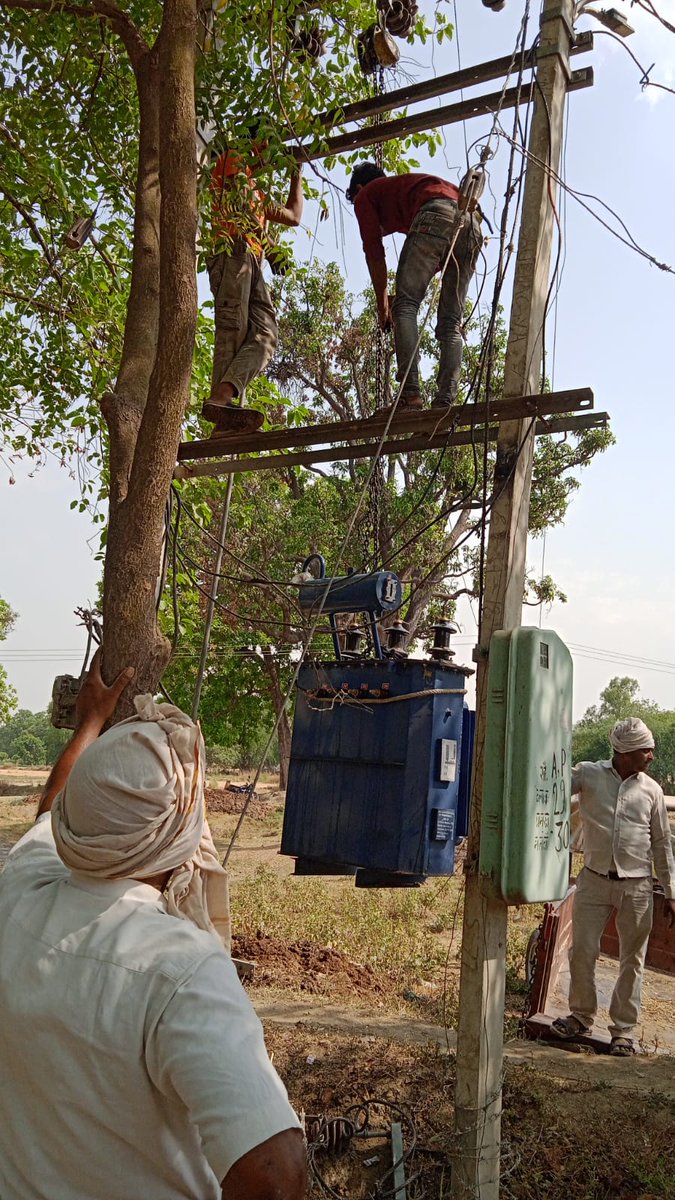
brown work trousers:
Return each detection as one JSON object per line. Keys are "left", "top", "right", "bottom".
{"left": 208, "top": 240, "right": 278, "bottom": 401}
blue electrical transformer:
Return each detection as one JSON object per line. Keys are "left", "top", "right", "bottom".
{"left": 281, "top": 657, "right": 473, "bottom": 886}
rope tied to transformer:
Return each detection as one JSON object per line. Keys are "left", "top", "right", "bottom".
{"left": 301, "top": 685, "right": 467, "bottom": 706}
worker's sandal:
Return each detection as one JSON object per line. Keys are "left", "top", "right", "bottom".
{"left": 610, "top": 1037, "right": 635, "bottom": 1056}
{"left": 549, "top": 1014, "right": 589, "bottom": 1040}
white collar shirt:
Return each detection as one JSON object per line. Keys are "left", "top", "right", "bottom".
{"left": 571, "top": 759, "right": 675, "bottom": 897}
{"left": 0, "top": 816, "right": 299, "bottom": 1200}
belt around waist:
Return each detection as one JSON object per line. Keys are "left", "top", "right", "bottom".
{"left": 419, "top": 197, "right": 459, "bottom": 214}
{"left": 586, "top": 867, "right": 651, "bottom": 882}
{"left": 419, "top": 198, "right": 482, "bottom": 221}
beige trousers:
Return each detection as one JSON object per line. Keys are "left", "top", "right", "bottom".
{"left": 569, "top": 866, "right": 653, "bottom": 1039}
{"left": 208, "top": 241, "right": 278, "bottom": 401}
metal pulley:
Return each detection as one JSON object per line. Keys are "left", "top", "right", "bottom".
{"left": 356, "top": 21, "right": 400, "bottom": 75}
{"left": 482, "top": 0, "right": 506, "bottom": 10}
{"left": 376, "top": 0, "right": 418, "bottom": 38}
{"left": 458, "top": 165, "right": 487, "bottom": 212}
{"left": 51, "top": 608, "right": 102, "bottom": 728}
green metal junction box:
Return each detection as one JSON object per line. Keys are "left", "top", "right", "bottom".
{"left": 480, "top": 627, "right": 573, "bottom": 904}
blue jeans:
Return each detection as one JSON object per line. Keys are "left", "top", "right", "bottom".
{"left": 392, "top": 199, "right": 482, "bottom": 403}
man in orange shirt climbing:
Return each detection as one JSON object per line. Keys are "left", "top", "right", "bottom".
{"left": 203, "top": 133, "right": 303, "bottom": 433}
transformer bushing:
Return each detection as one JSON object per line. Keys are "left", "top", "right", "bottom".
{"left": 290, "top": 23, "right": 327, "bottom": 60}
{"left": 429, "top": 618, "right": 458, "bottom": 661}
{"left": 377, "top": 0, "right": 418, "bottom": 38}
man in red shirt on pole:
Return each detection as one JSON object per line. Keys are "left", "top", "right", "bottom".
{"left": 346, "top": 163, "right": 483, "bottom": 410}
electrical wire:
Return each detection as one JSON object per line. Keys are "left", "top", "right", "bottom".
{"left": 174, "top": 527, "right": 306, "bottom": 622}
{"left": 174, "top": 547, "right": 305, "bottom": 631}
{"left": 495, "top": 123, "right": 675, "bottom": 274}
{"left": 177, "top": 0, "right": 594, "bottom": 865}
{"left": 590, "top": 26, "right": 675, "bottom": 98}
{"left": 307, "top": 1100, "right": 418, "bottom": 1200}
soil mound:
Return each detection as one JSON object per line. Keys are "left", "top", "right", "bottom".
{"left": 233, "top": 931, "right": 392, "bottom": 1000}
{"left": 204, "top": 786, "right": 270, "bottom": 820}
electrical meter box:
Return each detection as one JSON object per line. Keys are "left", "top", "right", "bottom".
{"left": 479, "top": 627, "right": 573, "bottom": 904}
{"left": 281, "top": 657, "right": 472, "bottom": 885}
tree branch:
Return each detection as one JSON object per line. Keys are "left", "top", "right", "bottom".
{"left": 0, "top": 286, "right": 63, "bottom": 316}
{"left": 103, "top": 48, "right": 160, "bottom": 506}
{"left": 0, "top": 187, "right": 63, "bottom": 282}
{"left": 0, "top": 0, "right": 149, "bottom": 69}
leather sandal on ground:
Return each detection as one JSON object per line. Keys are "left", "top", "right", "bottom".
{"left": 549, "top": 1014, "right": 589, "bottom": 1040}
{"left": 610, "top": 1036, "right": 636, "bottom": 1057}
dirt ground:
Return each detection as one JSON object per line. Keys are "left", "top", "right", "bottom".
{"left": 265, "top": 1026, "right": 675, "bottom": 1200}
{"left": 2, "top": 767, "right": 674, "bottom": 1199}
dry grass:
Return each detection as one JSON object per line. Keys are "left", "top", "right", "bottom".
{"left": 266, "top": 1027, "right": 675, "bottom": 1200}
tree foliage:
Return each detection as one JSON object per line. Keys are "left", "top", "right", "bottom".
{"left": 0, "top": 0, "right": 456, "bottom": 705}
{"left": 0, "top": 707, "right": 69, "bottom": 764}
{"left": 0, "top": 597, "right": 18, "bottom": 723}
{"left": 0, "top": 0, "right": 451, "bottom": 494}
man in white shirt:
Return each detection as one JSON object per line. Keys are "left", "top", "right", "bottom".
{"left": 551, "top": 716, "right": 675, "bottom": 1056}
{"left": 0, "top": 652, "right": 306, "bottom": 1200}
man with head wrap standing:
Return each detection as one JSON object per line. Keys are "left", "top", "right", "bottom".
{"left": 0, "top": 652, "right": 306, "bottom": 1200}
{"left": 551, "top": 716, "right": 675, "bottom": 1056}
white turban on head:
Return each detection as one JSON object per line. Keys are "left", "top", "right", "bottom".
{"left": 609, "top": 716, "right": 655, "bottom": 755}
{"left": 51, "top": 695, "right": 231, "bottom": 951}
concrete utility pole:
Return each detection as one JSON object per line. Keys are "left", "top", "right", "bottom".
{"left": 451, "top": 0, "right": 576, "bottom": 1196}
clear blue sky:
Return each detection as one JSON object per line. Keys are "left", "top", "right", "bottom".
{"left": 2, "top": 0, "right": 675, "bottom": 720}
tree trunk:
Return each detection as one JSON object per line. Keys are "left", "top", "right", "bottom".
{"left": 261, "top": 647, "right": 292, "bottom": 791}
{"left": 102, "top": 49, "right": 161, "bottom": 510}
{"left": 403, "top": 508, "right": 473, "bottom": 642}
{"left": 101, "top": 0, "right": 198, "bottom": 707}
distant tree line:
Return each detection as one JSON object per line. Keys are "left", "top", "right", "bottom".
{"left": 2, "top": 674, "right": 673, "bottom": 790}
{"left": 0, "top": 711, "right": 69, "bottom": 768}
